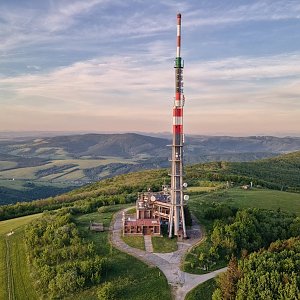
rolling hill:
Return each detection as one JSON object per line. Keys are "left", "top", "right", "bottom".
{"left": 1, "top": 151, "right": 299, "bottom": 220}
{"left": 1, "top": 133, "right": 300, "bottom": 161}
{"left": 0, "top": 133, "right": 299, "bottom": 204}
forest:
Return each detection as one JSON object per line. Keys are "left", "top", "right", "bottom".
{"left": 25, "top": 209, "right": 106, "bottom": 298}
{"left": 213, "top": 237, "right": 300, "bottom": 299}
{"left": 185, "top": 201, "right": 300, "bottom": 273}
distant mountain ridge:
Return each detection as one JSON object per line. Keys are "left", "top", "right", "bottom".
{"left": 1, "top": 133, "right": 299, "bottom": 161}
{"left": 0, "top": 133, "right": 299, "bottom": 204}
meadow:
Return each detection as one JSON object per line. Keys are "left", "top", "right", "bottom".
{"left": 188, "top": 188, "right": 300, "bottom": 223}
{"left": 222, "top": 188, "right": 300, "bottom": 214}
{"left": 0, "top": 214, "right": 41, "bottom": 300}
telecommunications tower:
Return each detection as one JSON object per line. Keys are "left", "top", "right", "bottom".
{"left": 168, "top": 13, "right": 187, "bottom": 239}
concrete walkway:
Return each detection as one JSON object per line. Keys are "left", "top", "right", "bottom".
{"left": 111, "top": 209, "right": 227, "bottom": 300}
{"left": 144, "top": 235, "right": 153, "bottom": 252}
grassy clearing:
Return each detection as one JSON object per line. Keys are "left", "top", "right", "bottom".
{"left": 224, "top": 188, "right": 300, "bottom": 215}
{"left": 0, "top": 213, "right": 40, "bottom": 300}
{"left": 74, "top": 208, "right": 172, "bottom": 300}
{"left": 185, "top": 278, "right": 217, "bottom": 300}
{"left": 188, "top": 188, "right": 300, "bottom": 226}
{"left": 0, "top": 213, "right": 42, "bottom": 235}
{"left": 187, "top": 186, "right": 219, "bottom": 193}
{"left": 5, "top": 229, "right": 38, "bottom": 300}
{"left": 0, "top": 238, "right": 8, "bottom": 300}
{"left": 0, "top": 213, "right": 42, "bottom": 300}
{"left": 122, "top": 235, "right": 145, "bottom": 250}
{"left": 152, "top": 236, "right": 178, "bottom": 253}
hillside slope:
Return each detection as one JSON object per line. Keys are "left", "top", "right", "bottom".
{"left": 1, "top": 151, "right": 299, "bottom": 220}
{"left": 1, "top": 133, "right": 299, "bottom": 161}
{"left": 186, "top": 151, "right": 300, "bottom": 191}
{"left": 2, "top": 133, "right": 298, "bottom": 204}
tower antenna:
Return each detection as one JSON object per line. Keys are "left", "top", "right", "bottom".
{"left": 168, "top": 13, "right": 187, "bottom": 238}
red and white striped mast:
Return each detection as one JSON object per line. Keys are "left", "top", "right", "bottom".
{"left": 168, "top": 13, "right": 187, "bottom": 238}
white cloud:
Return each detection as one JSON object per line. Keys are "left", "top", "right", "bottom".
{"left": 1, "top": 52, "right": 300, "bottom": 131}
{"left": 0, "top": 1, "right": 300, "bottom": 134}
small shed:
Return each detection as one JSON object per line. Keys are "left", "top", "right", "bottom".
{"left": 89, "top": 222, "right": 104, "bottom": 232}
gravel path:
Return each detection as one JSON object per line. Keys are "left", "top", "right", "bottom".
{"left": 111, "top": 209, "right": 227, "bottom": 300}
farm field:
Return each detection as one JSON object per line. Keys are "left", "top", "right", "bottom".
{"left": 0, "top": 157, "right": 136, "bottom": 182}
{"left": 0, "top": 156, "right": 138, "bottom": 204}
{"left": 0, "top": 161, "right": 18, "bottom": 171}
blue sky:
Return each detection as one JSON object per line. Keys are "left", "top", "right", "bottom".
{"left": 1, "top": 0, "right": 300, "bottom": 136}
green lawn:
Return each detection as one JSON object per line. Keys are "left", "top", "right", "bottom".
{"left": 122, "top": 235, "right": 145, "bottom": 250}
{"left": 185, "top": 278, "right": 217, "bottom": 300}
{"left": 152, "top": 236, "right": 178, "bottom": 253}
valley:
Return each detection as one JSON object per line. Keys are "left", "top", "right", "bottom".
{"left": 0, "top": 133, "right": 300, "bottom": 204}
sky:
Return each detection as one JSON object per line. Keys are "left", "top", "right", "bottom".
{"left": 0, "top": 0, "right": 300, "bottom": 136}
